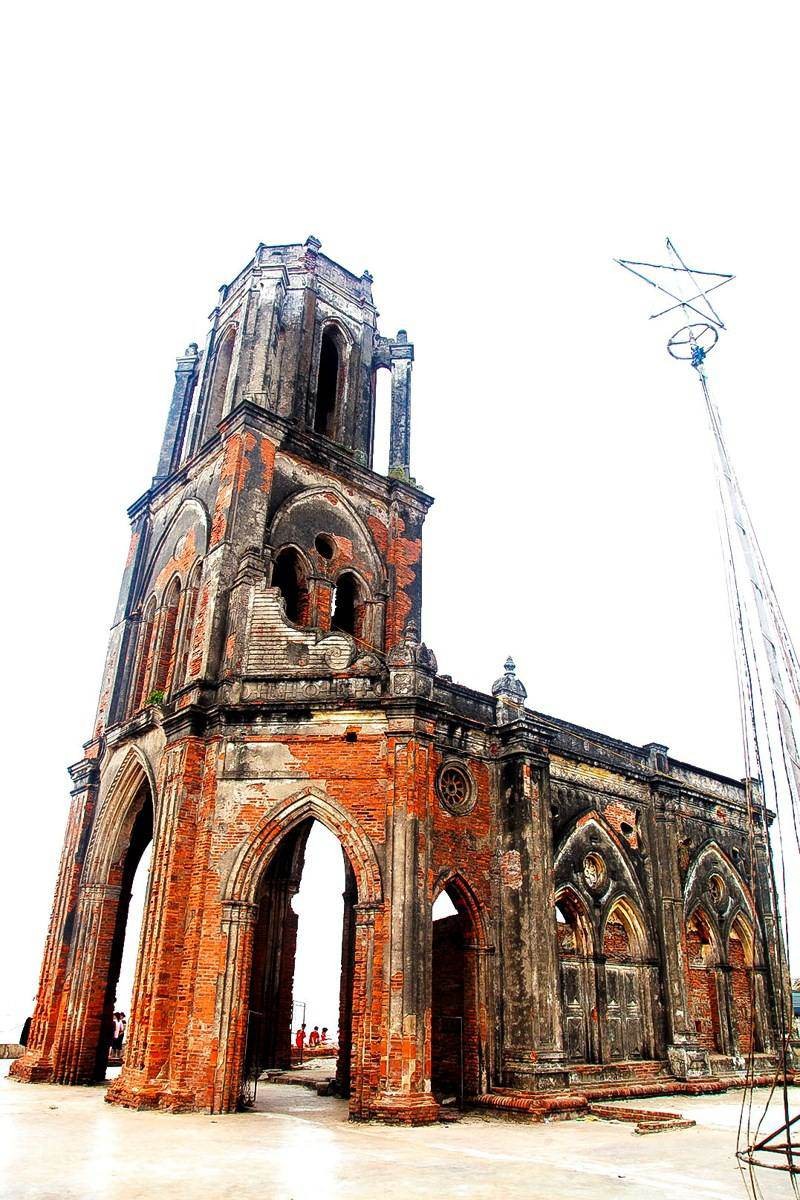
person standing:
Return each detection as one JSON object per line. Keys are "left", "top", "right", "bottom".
{"left": 294, "top": 1024, "right": 306, "bottom": 1052}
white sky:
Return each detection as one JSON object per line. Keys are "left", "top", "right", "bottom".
{"left": 1, "top": 2, "right": 799, "bottom": 1041}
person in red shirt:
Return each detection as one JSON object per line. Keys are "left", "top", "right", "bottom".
{"left": 308, "top": 1026, "right": 320, "bottom": 1047}
{"left": 295, "top": 1024, "right": 306, "bottom": 1051}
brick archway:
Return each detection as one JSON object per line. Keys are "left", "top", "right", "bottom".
{"left": 213, "top": 789, "right": 383, "bottom": 1114}
{"left": 430, "top": 871, "right": 493, "bottom": 1100}
{"left": 53, "top": 750, "right": 156, "bottom": 1086}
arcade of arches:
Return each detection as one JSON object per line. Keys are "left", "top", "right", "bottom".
{"left": 13, "top": 239, "right": 788, "bottom": 1124}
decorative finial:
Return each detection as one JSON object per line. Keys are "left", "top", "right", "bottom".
{"left": 492, "top": 656, "right": 527, "bottom": 703}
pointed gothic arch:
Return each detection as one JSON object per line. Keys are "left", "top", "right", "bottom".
{"left": 430, "top": 869, "right": 492, "bottom": 1098}
{"left": 202, "top": 322, "right": 238, "bottom": 442}
{"left": 51, "top": 748, "right": 157, "bottom": 1085}
{"left": 213, "top": 789, "right": 383, "bottom": 1114}
{"left": 224, "top": 787, "right": 383, "bottom": 908}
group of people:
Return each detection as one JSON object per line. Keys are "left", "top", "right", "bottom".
{"left": 294, "top": 1023, "right": 331, "bottom": 1051}
{"left": 110, "top": 1011, "right": 127, "bottom": 1056}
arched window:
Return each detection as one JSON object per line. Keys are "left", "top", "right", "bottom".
{"left": 152, "top": 578, "right": 181, "bottom": 696}
{"left": 203, "top": 324, "right": 237, "bottom": 442}
{"left": 131, "top": 597, "right": 157, "bottom": 712}
{"left": 174, "top": 560, "right": 202, "bottom": 688}
{"left": 273, "top": 548, "right": 310, "bottom": 625}
{"left": 331, "top": 572, "right": 363, "bottom": 639}
{"left": 686, "top": 908, "right": 723, "bottom": 1052}
{"left": 314, "top": 327, "right": 342, "bottom": 439}
{"left": 556, "top": 891, "right": 594, "bottom": 1063}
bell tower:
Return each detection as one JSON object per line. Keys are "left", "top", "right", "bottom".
{"left": 157, "top": 235, "right": 415, "bottom": 480}
{"left": 92, "top": 236, "right": 431, "bottom": 736}
{"left": 14, "top": 238, "right": 442, "bottom": 1123}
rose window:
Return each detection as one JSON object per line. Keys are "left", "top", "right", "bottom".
{"left": 436, "top": 763, "right": 476, "bottom": 815}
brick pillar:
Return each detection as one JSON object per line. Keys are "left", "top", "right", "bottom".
{"left": 496, "top": 719, "right": 568, "bottom": 1091}
{"left": 212, "top": 900, "right": 259, "bottom": 1113}
{"left": 349, "top": 900, "right": 382, "bottom": 1118}
{"left": 371, "top": 729, "right": 439, "bottom": 1124}
{"left": 11, "top": 759, "right": 99, "bottom": 1084}
{"left": 51, "top": 881, "right": 122, "bottom": 1084}
{"left": 108, "top": 736, "right": 205, "bottom": 1111}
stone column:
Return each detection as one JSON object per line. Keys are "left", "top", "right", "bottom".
{"left": 154, "top": 343, "right": 200, "bottom": 481}
{"left": 649, "top": 781, "right": 710, "bottom": 1079}
{"left": 496, "top": 721, "right": 567, "bottom": 1090}
{"left": 388, "top": 331, "right": 413, "bottom": 480}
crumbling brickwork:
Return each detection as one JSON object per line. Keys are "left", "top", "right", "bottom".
{"left": 13, "top": 239, "right": 789, "bottom": 1121}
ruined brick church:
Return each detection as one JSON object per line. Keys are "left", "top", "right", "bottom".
{"left": 13, "top": 238, "right": 788, "bottom": 1120}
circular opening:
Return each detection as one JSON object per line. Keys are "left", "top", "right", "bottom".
{"left": 436, "top": 762, "right": 476, "bottom": 815}
{"left": 315, "top": 534, "right": 335, "bottom": 560}
{"left": 708, "top": 873, "right": 726, "bottom": 906}
{"left": 620, "top": 821, "right": 635, "bottom": 839}
{"left": 583, "top": 852, "right": 607, "bottom": 893}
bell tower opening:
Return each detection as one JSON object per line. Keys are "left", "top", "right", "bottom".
{"left": 273, "top": 548, "right": 310, "bottom": 625}
{"left": 314, "top": 327, "right": 341, "bottom": 439}
{"left": 331, "top": 572, "right": 361, "bottom": 638}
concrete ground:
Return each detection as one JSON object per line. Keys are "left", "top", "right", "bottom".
{"left": 0, "top": 1061, "right": 797, "bottom": 1200}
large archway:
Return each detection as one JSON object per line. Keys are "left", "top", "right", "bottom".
{"left": 51, "top": 755, "right": 156, "bottom": 1086}
{"left": 216, "top": 790, "right": 383, "bottom": 1116}
{"left": 430, "top": 873, "right": 490, "bottom": 1104}
{"left": 243, "top": 818, "right": 358, "bottom": 1100}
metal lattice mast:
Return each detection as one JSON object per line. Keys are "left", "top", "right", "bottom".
{"left": 617, "top": 239, "right": 799, "bottom": 1190}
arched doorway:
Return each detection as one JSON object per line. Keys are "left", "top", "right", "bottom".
{"left": 430, "top": 875, "right": 489, "bottom": 1104}
{"left": 555, "top": 889, "right": 596, "bottom": 1063}
{"left": 92, "top": 779, "right": 154, "bottom": 1081}
{"left": 601, "top": 897, "right": 649, "bottom": 1061}
{"left": 243, "top": 818, "right": 357, "bottom": 1098}
{"left": 217, "top": 793, "right": 383, "bottom": 1116}
{"left": 686, "top": 907, "right": 723, "bottom": 1052}
{"left": 51, "top": 765, "right": 156, "bottom": 1086}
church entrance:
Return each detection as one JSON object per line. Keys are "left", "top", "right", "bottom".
{"left": 244, "top": 819, "right": 356, "bottom": 1102}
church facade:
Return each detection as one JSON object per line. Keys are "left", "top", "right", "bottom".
{"left": 13, "top": 239, "right": 788, "bottom": 1120}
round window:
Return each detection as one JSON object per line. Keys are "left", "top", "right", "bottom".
{"left": 707, "top": 872, "right": 727, "bottom": 910}
{"left": 436, "top": 762, "right": 476, "bottom": 815}
{"left": 582, "top": 852, "right": 608, "bottom": 894}
{"left": 315, "top": 534, "right": 335, "bottom": 560}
